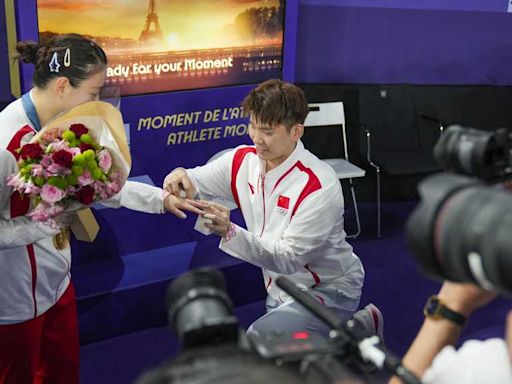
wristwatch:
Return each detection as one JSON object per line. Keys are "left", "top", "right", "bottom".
{"left": 423, "top": 295, "right": 467, "bottom": 327}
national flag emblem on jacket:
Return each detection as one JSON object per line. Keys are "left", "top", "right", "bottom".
{"left": 277, "top": 195, "right": 290, "bottom": 210}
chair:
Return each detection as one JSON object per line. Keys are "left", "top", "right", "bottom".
{"left": 303, "top": 102, "right": 366, "bottom": 238}
{"left": 360, "top": 85, "right": 442, "bottom": 237}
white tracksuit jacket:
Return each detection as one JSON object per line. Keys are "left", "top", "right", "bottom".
{"left": 0, "top": 96, "right": 165, "bottom": 324}
{"left": 187, "top": 142, "right": 364, "bottom": 308}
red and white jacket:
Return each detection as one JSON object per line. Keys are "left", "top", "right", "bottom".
{"left": 0, "top": 96, "right": 165, "bottom": 324}
{"left": 187, "top": 142, "right": 364, "bottom": 308}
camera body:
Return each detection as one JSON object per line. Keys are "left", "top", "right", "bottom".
{"left": 135, "top": 268, "right": 370, "bottom": 384}
{"left": 406, "top": 125, "right": 512, "bottom": 295}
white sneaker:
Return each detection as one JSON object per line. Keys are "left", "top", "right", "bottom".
{"left": 351, "top": 303, "right": 384, "bottom": 342}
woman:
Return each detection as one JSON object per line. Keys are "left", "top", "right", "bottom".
{"left": 0, "top": 33, "right": 203, "bottom": 384}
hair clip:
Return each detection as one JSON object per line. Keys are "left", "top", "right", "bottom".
{"left": 64, "top": 48, "right": 71, "bottom": 68}
{"left": 49, "top": 52, "right": 60, "bottom": 73}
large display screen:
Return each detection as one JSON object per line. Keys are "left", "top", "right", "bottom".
{"left": 36, "top": 0, "right": 285, "bottom": 96}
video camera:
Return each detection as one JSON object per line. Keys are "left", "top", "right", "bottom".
{"left": 406, "top": 125, "right": 512, "bottom": 295}
{"left": 134, "top": 268, "right": 421, "bottom": 384}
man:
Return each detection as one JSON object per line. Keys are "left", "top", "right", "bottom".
{"left": 163, "top": 79, "right": 381, "bottom": 338}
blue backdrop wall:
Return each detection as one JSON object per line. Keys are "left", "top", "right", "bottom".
{"left": 296, "top": 0, "right": 512, "bottom": 85}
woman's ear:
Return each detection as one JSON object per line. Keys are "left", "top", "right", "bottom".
{"left": 54, "top": 77, "right": 70, "bottom": 100}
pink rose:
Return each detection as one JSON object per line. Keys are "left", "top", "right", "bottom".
{"left": 66, "top": 185, "right": 77, "bottom": 195}
{"left": 98, "top": 150, "right": 112, "bottom": 173}
{"left": 28, "top": 202, "right": 64, "bottom": 222}
{"left": 6, "top": 173, "right": 24, "bottom": 190}
{"left": 28, "top": 203, "right": 52, "bottom": 222}
{"left": 41, "top": 155, "right": 53, "bottom": 168}
{"left": 110, "top": 170, "right": 123, "bottom": 183}
{"left": 24, "top": 182, "right": 41, "bottom": 195}
{"left": 40, "top": 184, "right": 65, "bottom": 204}
{"left": 47, "top": 163, "right": 71, "bottom": 176}
{"left": 51, "top": 140, "right": 70, "bottom": 152}
{"left": 68, "top": 147, "right": 81, "bottom": 157}
{"left": 107, "top": 180, "right": 122, "bottom": 195}
{"left": 30, "top": 164, "right": 44, "bottom": 177}
{"left": 78, "top": 170, "right": 94, "bottom": 186}
{"left": 40, "top": 127, "right": 63, "bottom": 144}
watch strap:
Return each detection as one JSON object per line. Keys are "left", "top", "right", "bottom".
{"left": 423, "top": 295, "right": 467, "bottom": 327}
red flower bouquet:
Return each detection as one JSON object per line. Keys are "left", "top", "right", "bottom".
{"left": 7, "top": 101, "right": 131, "bottom": 222}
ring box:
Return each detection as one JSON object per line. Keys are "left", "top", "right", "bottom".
{"left": 194, "top": 215, "right": 213, "bottom": 235}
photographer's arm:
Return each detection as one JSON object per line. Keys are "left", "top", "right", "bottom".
{"left": 389, "top": 282, "right": 496, "bottom": 384}
{"left": 507, "top": 311, "right": 512, "bottom": 362}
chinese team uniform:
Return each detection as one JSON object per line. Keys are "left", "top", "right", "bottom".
{"left": 187, "top": 141, "right": 365, "bottom": 335}
{"left": 0, "top": 95, "right": 165, "bottom": 384}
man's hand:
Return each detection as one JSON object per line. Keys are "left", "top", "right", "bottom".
{"left": 163, "top": 168, "right": 195, "bottom": 199}
{"left": 164, "top": 194, "right": 206, "bottom": 219}
{"left": 202, "top": 201, "right": 231, "bottom": 238}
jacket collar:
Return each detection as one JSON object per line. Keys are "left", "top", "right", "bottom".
{"left": 258, "top": 140, "right": 305, "bottom": 184}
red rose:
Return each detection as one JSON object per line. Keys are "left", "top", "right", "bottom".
{"left": 69, "top": 124, "right": 88, "bottom": 138}
{"left": 52, "top": 150, "right": 73, "bottom": 167}
{"left": 20, "top": 143, "right": 43, "bottom": 160}
{"left": 79, "top": 143, "right": 93, "bottom": 152}
{"left": 75, "top": 185, "right": 94, "bottom": 205}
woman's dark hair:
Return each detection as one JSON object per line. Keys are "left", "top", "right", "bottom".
{"left": 15, "top": 33, "right": 107, "bottom": 88}
{"left": 241, "top": 79, "right": 309, "bottom": 130}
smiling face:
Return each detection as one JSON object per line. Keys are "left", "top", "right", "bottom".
{"left": 248, "top": 114, "right": 303, "bottom": 171}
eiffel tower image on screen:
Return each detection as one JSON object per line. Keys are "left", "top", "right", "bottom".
{"left": 139, "top": 0, "right": 164, "bottom": 42}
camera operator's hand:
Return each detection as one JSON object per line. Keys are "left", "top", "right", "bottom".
{"left": 389, "top": 281, "right": 497, "bottom": 384}
{"left": 507, "top": 311, "right": 512, "bottom": 363}
{"left": 163, "top": 167, "right": 196, "bottom": 199}
{"left": 502, "top": 180, "right": 512, "bottom": 191}
{"left": 164, "top": 193, "right": 207, "bottom": 219}
{"left": 201, "top": 201, "right": 231, "bottom": 238}
{"left": 437, "top": 281, "right": 497, "bottom": 317}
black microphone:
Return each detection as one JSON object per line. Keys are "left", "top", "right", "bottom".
{"left": 275, "top": 276, "right": 422, "bottom": 384}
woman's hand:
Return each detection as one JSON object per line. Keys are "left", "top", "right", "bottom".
{"left": 164, "top": 194, "right": 206, "bottom": 219}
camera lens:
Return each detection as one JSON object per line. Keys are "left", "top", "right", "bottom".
{"left": 166, "top": 268, "right": 240, "bottom": 349}
{"left": 434, "top": 125, "right": 508, "bottom": 180}
{"left": 406, "top": 173, "right": 512, "bottom": 294}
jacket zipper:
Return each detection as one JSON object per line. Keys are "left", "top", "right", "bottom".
{"left": 259, "top": 174, "right": 266, "bottom": 237}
